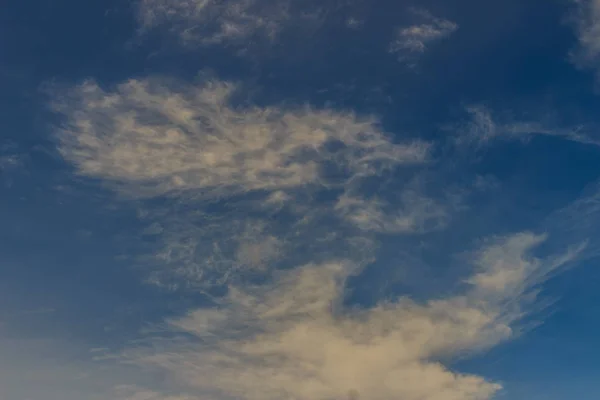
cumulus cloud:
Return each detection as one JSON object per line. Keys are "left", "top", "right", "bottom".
{"left": 389, "top": 9, "right": 457, "bottom": 62}
{"left": 119, "top": 233, "right": 583, "bottom": 400}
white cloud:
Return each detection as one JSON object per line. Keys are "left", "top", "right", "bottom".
{"left": 335, "top": 191, "right": 450, "bottom": 233}
{"left": 467, "top": 233, "right": 584, "bottom": 300}
{"left": 0, "top": 142, "right": 26, "bottom": 188}
{"left": 52, "top": 78, "right": 429, "bottom": 199}
{"left": 389, "top": 9, "right": 457, "bottom": 61}
{"left": 234, "top": 232, "right": 282, "bottom": 270}
{"left": 0, "top": 142, "right": 24, "bottom": 172}
{"left": 50, "top": 76, "right": 434, "bottom": 288}
{"left": 346, "top": 17, "right": 364, "bottom": 30}
{"left": 119, "top": 233, "right": 582, "bottom": 400}
{"left": 456, "top": 105, "right": 600, "bottom": 148}
{"left": 0, "top": 154, "right": 21, "bottom": 171}
{"left": 136, "top": 0, "right": 317, "bottom": 47}
{"left": 48, "top": 74, "right": 591, "bottom": 400}
{"left": 569, "top": 0, "right": 600, "bottom": 72}
{"left": 9, "top": 2, "right": 600, "bottom": 399}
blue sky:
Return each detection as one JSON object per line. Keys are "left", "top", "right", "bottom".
{"left": 2, "top": 0, "right": 600, "bottom": 399}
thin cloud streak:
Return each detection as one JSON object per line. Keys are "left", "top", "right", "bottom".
{"left": 135, "top": 0, "right": 323, "bottom": 48}
{"left": 389, "top": 9, "right": 458, "bottom": 64}
{"left": 456, "top": 105, "right": 600, "bottom": 149}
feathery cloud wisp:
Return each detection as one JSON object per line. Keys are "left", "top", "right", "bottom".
{"left": 136, "top": 0, "right": 319, "bottom": 47}
{"left": 456, "top": 105, "right": 600, "bottom": 148}
{"left": 389, "top": 10, "right": 457, "bottom": 62}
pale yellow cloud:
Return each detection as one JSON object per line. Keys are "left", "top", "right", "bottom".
{"left": 51, "top": 76, "right": 438, "bottom": 287}
{"left": 136, "top": 0, "right": 297, "bottom": 46}
{"left": 114, "top": 386, "right": 199, "bottom": 400}
{"left": 53, "top": 78, "right": 428, "bottom": 199}
{"left": 335, "top": 191, "right": 450, "bottom": 233}
{"left": 389, "top": 9, "right": 458, "bottom": 61}
{"left": 48, "top": 75, "right": 589, "bottom": 400}
{"left": 121, "top": 232, "right": 582, "bottom": 400}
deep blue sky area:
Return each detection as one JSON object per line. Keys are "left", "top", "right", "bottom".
{"left": 2, "top": 1, "right": 600, "bottom": 400}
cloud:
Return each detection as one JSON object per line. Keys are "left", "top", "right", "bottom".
{"left": 50, "top": 76, "right": 436, "bottom": 288}
{"left": 0, "top": 154, "right": 21, "bottom": 171}
{"left": 135, "top": 0, "right": 321, "bottom": 48}
{"left": 542, "top": 179, "right": 600, "bottom": 261}
{"left": 346, "top": 17, "right": 364, "bottom": 30}
{"left": 52, "top": 77, "right": 429, "bottom": 199}
{"left": 389, "top": 9, "right": 458, "bottom": 62}
{"left": 119, "top": 233, "right": 582, "bottom": 400}
{"left": 113, "top": 386, "right": 197, "bottom": 400}
{"left": 0, "top": 142, "right": 27, "bottom": 187}
{"left": 456, "top": 105, "right": 600, "bottom": 149}
{"left": 569, "top": 0, "right": 600, "bottom": 73}
{"left": 334, "top": 190, "right": 450, "bottom": 233}
{"left": 48, "top": 74, "right": 591, "bottom": 400}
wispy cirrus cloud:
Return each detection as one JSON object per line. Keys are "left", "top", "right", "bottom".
{"left": 335, "top": 190, "right": 451, "bottom": 233}
{"left": 0, "top": 154, "right": 21, "bottom": 171}
{"left": 455, "top": 105, "right": 600, "bottom": 149}
{"left": 0, "top": 142, "right": 27, "bottom": 187}
{"left": 135, "top": 0, "right": 323, "bottom": 48}
{"left": 389, "top": 9, "right": 458, "bottom": 63}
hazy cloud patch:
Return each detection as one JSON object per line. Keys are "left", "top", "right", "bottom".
{"left": 389, "top": 9, "right": 458, "bottom": 64}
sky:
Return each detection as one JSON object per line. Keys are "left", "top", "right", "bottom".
{"left": 2, "top": 0, "right": 600, "bottom": 399}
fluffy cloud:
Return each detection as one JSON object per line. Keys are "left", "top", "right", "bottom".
{"left": 119, "top": 233, "right": 582, "bottom": 400}
{"left": 389, "top": 9, "right": 457, "bottom": 62}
